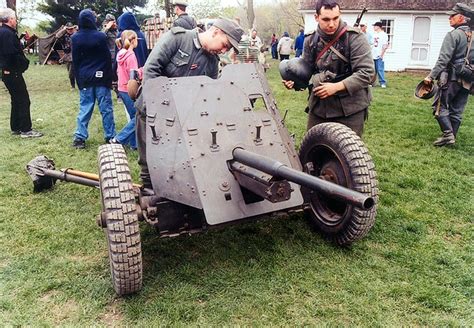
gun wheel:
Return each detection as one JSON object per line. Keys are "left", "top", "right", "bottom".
{"left": 299, "top": 123, "right": 378, "bottom": 245}
{"left": 98, "top": 144, "right": 142, "bottom": 295}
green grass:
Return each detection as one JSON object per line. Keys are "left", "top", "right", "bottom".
{"left": 1, "top": 57, "right": 473, "bottom": 326}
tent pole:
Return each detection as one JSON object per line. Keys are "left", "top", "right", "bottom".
{"left": 42, "top": 39, "right": 58, "bottom": 66}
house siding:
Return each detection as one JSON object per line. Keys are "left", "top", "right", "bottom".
{"left": 302, "top": 11, "right": 456, "bottom": 71}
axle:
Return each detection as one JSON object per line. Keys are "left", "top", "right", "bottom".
{"left": 232, "top": 148, "right": 374, "bottom": 210}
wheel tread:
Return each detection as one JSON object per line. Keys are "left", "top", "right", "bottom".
{"left": 98, "top": 144, "right": 142, "bottom": 295}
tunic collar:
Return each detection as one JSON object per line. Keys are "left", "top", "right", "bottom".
{"left": 193, "top": 30, "right": 202, "bottom": 49}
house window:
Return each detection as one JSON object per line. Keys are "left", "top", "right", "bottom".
{"left": 380, "top": 19, "right": 394, "bottom": 49}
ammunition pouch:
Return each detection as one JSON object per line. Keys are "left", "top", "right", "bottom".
{"left": 311, "top": 70, "right": 337, "bottom": 88}
{"left": 454, "top": 61, "right": 474, "bottom": 83}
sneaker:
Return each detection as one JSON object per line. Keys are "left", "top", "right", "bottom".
{"left": 433, "top": 131, "right": 455, "bottom": 147}
{"left": 72, "top": 138, "right": 86, "bottom": 149}
{"left": 381, "top": 84, "right": 387, "bottom": 88}
{"left": 20, "top": 130, "right": 43, "bottom": 138}
{"left": 11, "top": 130, "right": 21, "bottom": 135}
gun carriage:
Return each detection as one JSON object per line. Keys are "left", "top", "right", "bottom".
{"left": 27, "top": 63, "right": 378, "bottom": 295}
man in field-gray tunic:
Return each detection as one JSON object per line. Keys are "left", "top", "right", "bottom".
{"left": 136, "top": 18, "right": 244, "bottom": 189}
{"left": 172, "top": 0, "right": 197, "bottom": 30}
{"left": 424, "top": 3, "right": 473, "bottom": 147}
{"left": 282, "top": 0, "right": 374, "bottom": 137}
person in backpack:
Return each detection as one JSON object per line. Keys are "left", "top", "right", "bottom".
{"left": 277, "top": 32, "right": 293, "bottom": 61}
{"left": 424, "top": 3, "right": 473, "bottom": 147}
{"left": 109, "top": 30, "right": 142, "bottom": 150}
{"left": 282, "top": 0, "right": 374, "bottom": 137}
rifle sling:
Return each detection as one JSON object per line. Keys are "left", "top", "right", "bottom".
{"left": 316, "top": 26, "right": 348, "bottom": 62}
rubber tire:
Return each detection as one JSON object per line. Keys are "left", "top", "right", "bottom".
{"left": 98, "top": 144, "right": 142, "bottom": 295}
{"left": 299, "top": 123, "right": 378, "bottom": 245}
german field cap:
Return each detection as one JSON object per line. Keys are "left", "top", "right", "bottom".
{"left": 446, "top": 3, "right": 473, "bottom": 16}
{"left": 212, "top": 18, "right": 244, "bottom": 54}
{"left": 414, "top": 80, "right": 438, "bottom": 100}
{"left": 173, "top": 0, "right": 189, "bottom": 6}
{"left": 65, "top": 22, "right": 76, "bottom": 29}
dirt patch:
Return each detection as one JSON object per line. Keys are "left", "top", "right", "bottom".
{"left": 39, "top": 291, "right": 81, "bottom": 324}
{"left": 98, "top": 300, "right": 124, "bottom": 327}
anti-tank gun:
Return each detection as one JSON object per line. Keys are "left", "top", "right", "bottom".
{"left": 27, "top": 63, "right": 378, "bottom": 296}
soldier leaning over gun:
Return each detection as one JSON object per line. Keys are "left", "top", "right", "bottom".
{"left": 283, "top": 0, "right": 374, "bottom": 137}
{"left": 135, "top": 18, "right": 244, "bottom": 189}
{"left": 424, "top": 3, "right": 473, "bottom": 147}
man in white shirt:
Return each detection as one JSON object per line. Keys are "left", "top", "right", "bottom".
{"left": 372, "top": 21, "right": 389, "bottom": 88}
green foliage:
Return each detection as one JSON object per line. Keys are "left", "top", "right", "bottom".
{"left": 37, "top": 0, "right": 147, "bottom": 32}
{"left": 189, "top": 0, "right": 222, "bottom": 20}
{"left": 0, "top": 57, "right": 472, "bottom": 326}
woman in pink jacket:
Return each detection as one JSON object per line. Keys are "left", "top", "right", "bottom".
{"left": 110, "top": 30, "right": 142, "bottom": 149}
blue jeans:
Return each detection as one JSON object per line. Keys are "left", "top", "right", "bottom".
{"left": 74, "top": 86, "right": 115, "bottom": 141}
{"left": 295, "top": 49, "right": 303, "bottom": 57}
{"left": 115, "top": 91, "right": 137, "bottom": 149}
{"left": 374, "top": 58, "right": 386, "bottom": 86}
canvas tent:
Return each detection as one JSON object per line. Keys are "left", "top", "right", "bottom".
{"left": 38, "top": 26, "right": 74, "bottom": 65}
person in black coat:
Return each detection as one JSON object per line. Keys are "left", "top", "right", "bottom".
{"left": 0, "top": 8, "right": 42, "bottom": 138}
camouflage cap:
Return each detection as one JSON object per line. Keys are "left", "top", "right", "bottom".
{"left": 446, "top": 3, "right": 473, "bottom": 17}
{"left": 173, "top": 0, "right": 189, "bottom": 7}
{"left": 212, "top": 18, "right": 244, "bottom": 54}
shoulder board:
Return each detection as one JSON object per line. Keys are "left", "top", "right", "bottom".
{"left": 346, "top": 26, "right": 361, "bottom": 34}
{"left": 304, "top": 30, "right": 316, "bottom": 37}
{"left": 171, "top": 26, "right": 186, "bottom": 34}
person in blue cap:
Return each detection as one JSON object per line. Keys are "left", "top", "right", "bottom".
{"left": 117, "top": 12, "right": 149, "bottom": 67}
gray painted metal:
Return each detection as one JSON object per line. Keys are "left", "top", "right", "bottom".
{"left": 143, "top": 63, "right": 304, "bottom": 225}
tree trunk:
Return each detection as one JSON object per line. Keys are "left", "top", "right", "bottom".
{"left": 247, "top": 0, "right": 255, "bottom": 29}
{"left": 165, "top": 0, "right": 172, "bottom": 18}
{"left": 7, "top": 0, "right": 16, "bottom": 11}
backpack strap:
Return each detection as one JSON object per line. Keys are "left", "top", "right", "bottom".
{"left": 464, "top": 29, "right": 472, "bottom": 64}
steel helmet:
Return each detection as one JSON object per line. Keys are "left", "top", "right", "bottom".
{"left": 414, "top": 80, "right": 438, "bottom": 99}
{"left": 279, "top": 58, "right": 313, "bottom": 91}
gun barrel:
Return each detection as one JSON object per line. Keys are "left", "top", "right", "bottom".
{"left": 232, "top": 148, "right": 374, "bottom": 210}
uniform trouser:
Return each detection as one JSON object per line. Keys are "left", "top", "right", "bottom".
{"left": 65, "top": 62, "right": 75, "bottom": 88}
{"left": 432, "top": 81, "right": 469, "bottom": 137}
{"left": 307, "top": 108, "right": 367, "bottom": 137}
{"left": 137, "top": 110, "right": 152, "bottom": 188}
{"left": 2, "top": 72, "right": 32, "bottom": 132}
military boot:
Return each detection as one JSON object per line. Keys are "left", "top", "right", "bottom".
{"left": 433, "top": 130, "right": 455, "bottom": 147}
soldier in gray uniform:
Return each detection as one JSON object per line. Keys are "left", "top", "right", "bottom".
{"left": 282, "top": 0, "right": 374, "bottom": 137}
{"left": 136, "top": 18, "right": 244, "bottom": 188}
{"left": 172, "top": 0, "right": 197, "bottom": 30}
{"left": 424, "top": 3, "right": 473, "bottom": 147}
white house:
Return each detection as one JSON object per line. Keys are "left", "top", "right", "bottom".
{"left": 299, "top": 0, "right": 472, "bottom": 71}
